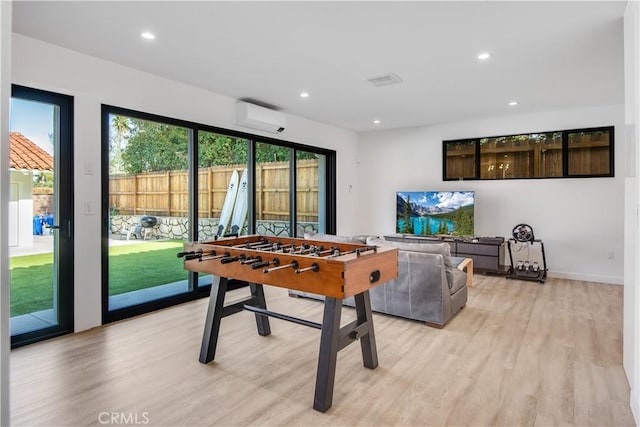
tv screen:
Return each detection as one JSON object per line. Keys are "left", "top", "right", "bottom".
{"left": 396, "top": 191, "right": 475, "bottom": 237}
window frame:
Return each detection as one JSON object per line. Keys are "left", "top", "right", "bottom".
{"left": 10, "top": 84, "right": 75, "bottom": 348}
{"left": 101, "top": 105, "right": 336, "bottom": 324}
{"left": 442, "top": 125, "right": 614, "bottom": 181}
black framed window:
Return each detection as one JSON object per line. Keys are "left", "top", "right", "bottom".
{"left": 444, "top": 139, "right": 476, "bottom": 180}
{"left": 443, "top": 126, "right": 614, "bottom": 180}
{"left": 101, "top": 105, "right": 336, "bottom": 323}
{"left": 567, "top": 128, "right": 613, "bottom": 176}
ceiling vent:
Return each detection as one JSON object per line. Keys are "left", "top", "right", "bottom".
{"left": 236, "top": 101, "right": 287, "bottom": 134}
{"left": 367, "top": 73, "right": 403, "bottom": 87}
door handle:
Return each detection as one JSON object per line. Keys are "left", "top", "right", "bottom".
{"left": 49, "top": 225, "right": 61, "bottom": 229}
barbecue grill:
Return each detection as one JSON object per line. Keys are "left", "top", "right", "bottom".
{"left": 130, "top": 216, "right": 158, "bottom": 240}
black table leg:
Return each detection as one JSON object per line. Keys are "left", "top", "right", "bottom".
{"left": 199, "top": 275, "right": 228, "bottom": 363}
{"left": 249, "top": 283, "right": 271, "bottom": 336}
{"left": 354, "top": 290, "right": 378, "bottom": 369}
{"left": 198, "top": 281, "right": 379, "bottom": 412}
{"left": 313, "top": 296, "right": 342, "bottom": 413}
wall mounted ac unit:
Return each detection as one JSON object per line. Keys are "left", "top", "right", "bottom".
{"left": 236, "top": 101, "right": 287, "bottom": 134}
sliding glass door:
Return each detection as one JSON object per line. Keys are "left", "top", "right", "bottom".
{"left": 102, "top": 105, "right": 336, "bottom": 323}
{"left": 9, "top": 85, "right": 74, "bottom": 347}
{"left": 103, "top": 109, "right": 192, "bottom": 320}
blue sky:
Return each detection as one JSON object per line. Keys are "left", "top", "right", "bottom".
{"left": 10, "top": 98, "right": 55, "bottom": 155}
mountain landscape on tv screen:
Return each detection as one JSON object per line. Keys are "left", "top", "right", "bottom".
{"left": 396, "top": 191, "right": 475, "bottom": 237}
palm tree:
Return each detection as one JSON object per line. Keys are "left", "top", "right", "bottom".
{"left": 110, "top": 115, "right": 130, "bottom": 174}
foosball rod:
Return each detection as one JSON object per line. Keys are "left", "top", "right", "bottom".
{"left": 250, "top": 258, "right": 280, "bottom": 270}
{"left": 177, "top": 249, "right": 201, "bottom": 258}
{"left": 198, "top": 252, "right": 230, "bottom": 262}
{"left": 315, "top": 247, "right": 340, "bottom": 256}
{"left": 327, "top": 246, "right": 378, "bottom": 258}
{"left": 184, "top": 250, "right": 219, "bottom": 261}
{"left": 250, "top": 242, "right": 286, "bottom": 252}
{"left": 263, "top": 260, "right": 299, "bottom": 273}
{"left": 295, "top": 263, "right": 320, "bottom": 274}
{"left": 289, "top": 245, "right": 324, "bottom": 255}
{"left": 240, "top": 255, "right": 262, "bottom": 265}
{"left": 231, "top": 240, "right": 270, "bottom": 249}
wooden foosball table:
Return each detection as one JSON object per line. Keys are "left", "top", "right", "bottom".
{"left": 179, "top": 235, "right": 398, "bottom": 412}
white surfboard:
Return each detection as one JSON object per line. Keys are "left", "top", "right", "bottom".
{"left": 216, "top": 170, "right": 239, "bottom": 237}
{"left": 230, "top": 169, "right": 249, "bottom": 236}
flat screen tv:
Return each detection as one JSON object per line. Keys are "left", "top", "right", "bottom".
{"left": 396, "top": 191, "right": 475, "bottom": 237}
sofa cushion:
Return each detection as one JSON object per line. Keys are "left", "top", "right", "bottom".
{"left": 368, "top": 236, "right": 458, "bottom": 289}
{"left": 366, "top": 237, "right": 453, "bottom": 269}
{"left": 304, "top": 231, "right": 367, "bottom": 245}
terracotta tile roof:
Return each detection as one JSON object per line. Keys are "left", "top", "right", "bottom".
{"left": 9, "top": 132, "right": 53, "bottom": 171}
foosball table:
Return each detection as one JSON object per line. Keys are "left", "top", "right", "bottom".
{"left": 178, "top": 234, "right": 398, "bottom": 412}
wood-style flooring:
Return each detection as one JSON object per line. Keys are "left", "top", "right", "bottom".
{"left": 10, "top": 275, "right": 636, "bottom": 426}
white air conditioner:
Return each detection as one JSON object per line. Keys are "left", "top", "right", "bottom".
{"left": 236, "top": 101, "right": 287, "bottom": 134}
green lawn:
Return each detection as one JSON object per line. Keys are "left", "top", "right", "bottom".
{"left": 10, "top": 240, "right": 187, "bottom": 317}
{"left": 10, "top": 253, "right": 54, "bottom": 317}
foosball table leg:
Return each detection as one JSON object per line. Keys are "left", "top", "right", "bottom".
{"left": 313, "top": 296, "right": 342, "bottom": 413}
{"left": 354, "top": 290, "right": 378, "bottom": 369}
{"left": 249, "top": 283, "right": 271, "bottom": 336}
{"left": 199, "top": 275, "right": 229, "bottom": 364}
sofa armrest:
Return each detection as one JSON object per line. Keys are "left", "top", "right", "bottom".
{"left": 452, "top": 257, "right": 473, "bottom": 287}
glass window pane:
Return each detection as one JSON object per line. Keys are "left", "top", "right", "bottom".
{"left": 256, "top": 142, "right": 291, "bottom": 237}
{"left": 107, "top": 115, "right": 190, "bottom": 310}
{"left": 538, "top": 132, "right": 563, "bottom": 177}
{"left": 195, "top": 132, "right": 249, "bottom": 288}
{"left": 9, "top": 98, "right": 59, "bottom": 334}
{"left": 296, "top": 151, "right": 325, "bottom": 236}
{"left": 568, "top": 129, "right": 612, "bottom": 176}
{"left": 480, "top": 132, "right": 561, "bottom": 179}
{"left": 197, "top": 132, "right": 249, "bottom": 240}
{"left": 444, "top": 140, "right": 476, "bottom": 179}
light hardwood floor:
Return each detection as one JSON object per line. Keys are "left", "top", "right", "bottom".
{"left": 10, "top": 276, "right": 636, "bottom": 426}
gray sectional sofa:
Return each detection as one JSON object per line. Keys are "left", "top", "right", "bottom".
{"left": 293, "top": 233, "right": 468, "bottom": 328}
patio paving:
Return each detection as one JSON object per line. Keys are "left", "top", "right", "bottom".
{"left": 9, "top": 235, "right": 54, "bottom": 257}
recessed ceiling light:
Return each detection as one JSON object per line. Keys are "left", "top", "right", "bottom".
{"left": 373, "top": 120, "right": 381, "bottom": 124}
{"left": 477, "top": 52, "right": 491, "bottom": 60}
{"left": 141, "top": 32, "right": 156, "bottom": 40}
{"left": 508, "top": 101, "right": 519, "bottom": 106}
{"left": 300, "top": 92, "right": 309, "bottom": 98}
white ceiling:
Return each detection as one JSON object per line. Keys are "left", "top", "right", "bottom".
{"left": 12, "top": 1, "right": 627, "bottom": 132}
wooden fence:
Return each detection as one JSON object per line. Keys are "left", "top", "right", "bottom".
{"left": 109, "top": 159, "right": 319, "bottom": 221}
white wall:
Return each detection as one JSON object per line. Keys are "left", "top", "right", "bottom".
{"left": 9, "top": 171, "right": 34, "bottom": 248}
{"left": 623, "top": 1, "right": 640, "bottom": 424}
{"left": 357, "top": 105, "right": 625, "bottom": 285}
{"left": 0, "top": 2, "right": 10, "bottom": 425}
{"left": 11, "top": 34, "right": 360, "bottom": 332}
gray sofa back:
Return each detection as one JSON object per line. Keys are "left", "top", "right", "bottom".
{"left": 293, "top": 233, "right": 467, "bottom": 327}
{"left": 365, "top": 237, "right": 466, "bottom": 326}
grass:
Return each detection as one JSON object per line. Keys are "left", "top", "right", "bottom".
{"left": 107, "top": 240, "right": 187, "bottom": 296}
{"left": 10, "top": 240, "right": 187, "bottom": 317}
{"left": 10, "top": 253, "right": 54, "bottom": 317}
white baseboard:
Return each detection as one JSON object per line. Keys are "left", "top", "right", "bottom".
{"left": 547, "top": 270, "right": 623, "bottom": 285}
{"left": 631, "top": 387, "right": 639, "bottom": 426}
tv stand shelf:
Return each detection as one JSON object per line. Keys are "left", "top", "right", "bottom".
{"left": 384, "top": 234, "right": 507, "bottom": 275}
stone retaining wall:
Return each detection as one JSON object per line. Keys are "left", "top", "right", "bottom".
{"left": 110, "top": 215, "right": 318, "bottom": 240}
